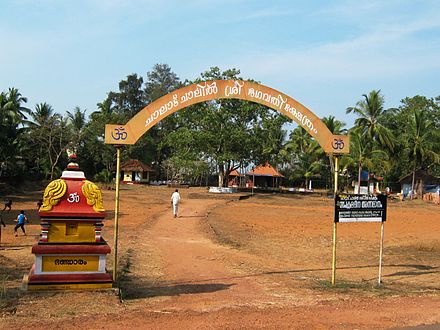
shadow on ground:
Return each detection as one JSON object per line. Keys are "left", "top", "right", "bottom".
{"left": 120, "top": 279, "right": 235, "bottom": 300}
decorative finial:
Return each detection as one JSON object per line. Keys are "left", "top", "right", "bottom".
{"left": 66, "top": 148, "right": 79, "bottom": 170}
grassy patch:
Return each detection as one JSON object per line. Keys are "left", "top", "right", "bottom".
{"left": 0, "top": 274, "right": 19, "bottom": 315}
{"left": 315, "top": 279, "right": 399, "bottom": 296}
{"left": 118, "top": 248, "right": 133, "bottom": 278}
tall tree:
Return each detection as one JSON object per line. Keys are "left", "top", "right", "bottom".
{"left": 144, "top": 63, "right": 182, "bottom": 104}
{"left": 281, "top": 126, "right": 325, "bottom": 188}
{"left": 341, "top": 129, "right": 387, "bottom": 194}
{"left": 403, "top": 108, "right": 440, "bottom": 198}
{"left": 140, "top": 64, "right": 182, "bottom": 171}
{"left": 26, "top": 105, "right": 71, "bottom": 179}
{"left": 27, "top": 103, "right": 57, "bottom": 174}
{"left": 1, "top": 88, "right": 31, "bottom": 124}
{"left": 0, "top": 88, "right": 30, "bottom": 173}
{"left": 67, "top": 106, "right": 87, "bottom": 151}
{"left": 199, "top": 67, "right": 286, "bottom": 186}
{"left": 31, "top": 102, "right": 55, "bottom": 126}
{"left": 81, "top": 99, "right": 123, "bottom": 180}
{"left": 164, "top": 67, "right": 287, "bottom": 187}
{"left": 109, "top": 73, "right": 146, "bottom": 119}
{"left": 346, "top": 90, "right": 394, "bottom": 150}
{"left": 252, "top": 111, "right": 288, "bottom": 166}
{"left": 382, "top": 95, "right": 440, "bottom": 186}
{"left": 322, "top": 115, "right": 347, "bottom": 190}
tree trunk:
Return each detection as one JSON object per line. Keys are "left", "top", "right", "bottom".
{"left": 49, "top": 148, "right": 64, "bottom": 180}
{"left": 357, "top": 163, "right": 362, "bottom": 194}
{"left": 218, "top": 163, "right": 224, "bottom": 187}
{"left": 225, "top": 172, "right": 230, "bottom": 188}
{"left": 410, "top": 163, "right": 416, "bottom": 200}
{"left": 328, "top": 156, "right": 334, "bottom": 192}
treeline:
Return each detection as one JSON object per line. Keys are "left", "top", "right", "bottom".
{"left": 1, "top": 64, "right": 439, "bottom": 192}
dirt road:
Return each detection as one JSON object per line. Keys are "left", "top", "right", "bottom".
{"left": 1, "top": 186, "right": 440, "bottom": 329}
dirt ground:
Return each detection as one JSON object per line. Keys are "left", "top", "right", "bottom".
{"left": 1, "top": 185, "right": 439, "bottom": 329}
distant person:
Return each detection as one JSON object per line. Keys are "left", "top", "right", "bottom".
{"left": 2, "top": 200, "right": 12, "bottom": 212}
{"left": 170, "top": 189, "right": 181, "bottom": 218}
{"left": 14, "top": 210, "right": 29, "bottom": 237}
{"left": 37, "top": 199, "right": 43, "bottom": 209}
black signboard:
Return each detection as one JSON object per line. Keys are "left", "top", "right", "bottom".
{"left": 335, "top": 194, "right": 387, "bottom": 223}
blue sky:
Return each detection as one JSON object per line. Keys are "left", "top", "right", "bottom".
{"left": 1, "top": 0, "right": 439, "bottom": 128}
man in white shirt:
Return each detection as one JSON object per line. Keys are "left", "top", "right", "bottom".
{"left": 170, "top": 189, "right": 181, "bottom": 218}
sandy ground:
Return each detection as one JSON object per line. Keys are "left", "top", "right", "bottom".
{"left": 0, "top": 185, "right": 439, "bottom": 329}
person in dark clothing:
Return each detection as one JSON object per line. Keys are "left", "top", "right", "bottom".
{"left": 1, "top": 200, "right": 12, "bottom": 227}
{"left": 2, "top": 200, "right": 12, "bottom": 212}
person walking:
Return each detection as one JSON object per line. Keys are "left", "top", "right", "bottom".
{"left": 170, "top": 189, "right": 181, "bottom": 218}
{"left": 2, "top": 200, "right": 12, "bottom": 212}
{"left": 14, "top": 210, "right": 29, "bottom": 237}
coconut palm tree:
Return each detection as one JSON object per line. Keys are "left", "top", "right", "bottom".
{"left": 322, "top": 115, "right": 347, "bottom": 191}
{"left": 93, "top": 98, "right": 114, "bottom": 119}
{"left": 0, "top": 88, "right": 30, "bottom": 164}
{"left": 1, "top": 88, "right": 31, "bottom": 125}
{"left": 286, "top": 126, "right": 310, "bottom": 154}
{"left": 30, "top": 102, "right": 56, "bottom": 127}
{"left": 404, "top": 109, "right": 440, "bottom": 199}
{"left": 26, "top": 103, "right": 59, "bottom": 172}
{"left": 341, "top": 129, "right": 388, "bottom": 194}
{"left": 282, "top": 128, "right": 325, "bottom": 189}
{"left": 322, "top": 115, "right": 347, "bottom": 136}
{"left": 67, "top": 106, "right": 87, "bottom": 150}
{"left": 346, "top": 90, "right": 394, "bottom": 150}
{"left": 292, "top": 139, "right": 325, "bottom": 189}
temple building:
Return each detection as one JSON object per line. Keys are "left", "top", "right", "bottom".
{"left": 120, "top": 159, "right": 155, "bottom": 184}
{"left": 246, "top": 163, "right": 284, "bottom": 189}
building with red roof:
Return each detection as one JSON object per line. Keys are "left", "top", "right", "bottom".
{"left": 120, "top": 159, "right": 155, "bottom": 183}
{"left": 246, "top": 163, "right": 284, "bottom": 189}
{"left": 227, "top": 169, "right": 245, "bottom": 187}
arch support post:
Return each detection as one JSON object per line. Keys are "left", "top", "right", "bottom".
{"left": 331, "top": 155, "right": 339, "bottom": 286}
{"left": 113, "top": 146, "right": 122, "bottom": 283}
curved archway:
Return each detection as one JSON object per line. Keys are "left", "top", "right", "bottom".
{"left": 104, "top": 80, "right": 349, "bottom": 154}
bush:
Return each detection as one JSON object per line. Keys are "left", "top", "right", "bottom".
{"left": 94, "top": 169, "right": 112, "bottom": 183}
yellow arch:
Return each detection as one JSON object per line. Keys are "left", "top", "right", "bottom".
{"left": 104, "top": 80, "right": 349, "bottom": 154}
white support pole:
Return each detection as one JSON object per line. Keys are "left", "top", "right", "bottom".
{"left": 378, "top": 221, "right": 385, "bottom": 285}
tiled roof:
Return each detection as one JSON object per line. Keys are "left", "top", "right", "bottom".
{"left": 247, "top": 163, "right": 284, "bottom": 177}
{"left": 229, "top": 169, "right": 244, "bottom": 177}
{"left": 120, "top": 159, "right": 154, "bottom": 172}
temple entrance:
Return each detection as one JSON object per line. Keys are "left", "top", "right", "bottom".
{"left": 104, "top": 80, "right": 349, "bottom": 154}
{"left": 104, "top": 79, "right": 350, "bottom": 282}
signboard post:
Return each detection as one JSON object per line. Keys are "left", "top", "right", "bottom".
{"left": 113, "top": 146, "right": 122, "bottom": 282}
{"left": 378, "top": 221, "right": 385, "bottom": 284}
{"left": 333, "top": 194, "right": 387, "bottom": 285}
{"left": 331, "top": 156, "right": 339, "bottom": 286}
